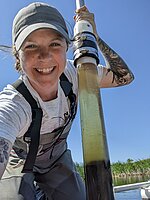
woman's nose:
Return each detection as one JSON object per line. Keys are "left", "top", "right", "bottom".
{"left": 38, "top": 47, "right": 52, "bottom": 60}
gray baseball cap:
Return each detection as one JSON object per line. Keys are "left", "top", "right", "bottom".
{"left": 12, "top": 2, "right": 70, "bottom": 51}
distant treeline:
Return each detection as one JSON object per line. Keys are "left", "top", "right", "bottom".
{"left": 75, "top": 158, "right": 150, "bottom": 179}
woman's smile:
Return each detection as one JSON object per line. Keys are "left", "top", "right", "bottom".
{"left": 35, "top": 66, "right": 55, "bottom": 74}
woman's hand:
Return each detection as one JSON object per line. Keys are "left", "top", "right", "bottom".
{"left": 74, "top": 6, "right": 98, "bottom": 38}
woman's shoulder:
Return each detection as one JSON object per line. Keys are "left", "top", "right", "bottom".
{"left": 0, "top": 82, "right": 31, "bottom": 112}
{"left": 64, "top": 60, "right": 77, "bottom": 82}
{"left": 0, "top": 84, "right": 22, "bottom": 100}
{"left": 65, "top": 59, "right": 76, "bottom": 74}
{"left": 0, "top": 82, "right": 32, "bottom": 143}
{"left": 64, "top": 59, "right": 78, "bottom": 95}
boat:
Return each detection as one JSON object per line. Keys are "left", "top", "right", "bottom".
{"left": 114, "top": 180, "right": 150, "bottom": 193}
{"left": 141, "top": 185, "right": 150, "bottom": 199}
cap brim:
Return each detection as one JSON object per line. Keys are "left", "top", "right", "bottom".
{"left": 15, "top": 22, "right": 70, "bottom": 50}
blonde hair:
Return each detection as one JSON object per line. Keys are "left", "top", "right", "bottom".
{"left": 13, "top": 46, "right": 22, "bottom": 72}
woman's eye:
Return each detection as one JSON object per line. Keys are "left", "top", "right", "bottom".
{"left": 25, "top": 44, "right": 37, "bottom": 49}
{"left": 50, "top": 43, "right": 61, "bottom": 47}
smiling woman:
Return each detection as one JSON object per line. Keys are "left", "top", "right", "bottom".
{"left": 18, "top": 29, "right": 68, "bottom": 101}
{"left": 0, "top": 1, "right": 134, "bottom": 200}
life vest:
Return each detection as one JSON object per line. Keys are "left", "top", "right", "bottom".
{"left": 11, "top": 73, "right": 77, "bottom": 173}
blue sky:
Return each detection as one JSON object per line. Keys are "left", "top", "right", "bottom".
{"left": 0, "top": 0, "right": 149, "bottom": 164}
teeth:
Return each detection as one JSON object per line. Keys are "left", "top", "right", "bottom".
{"left": 36, "top": 67, "right": 54, "bottom": 73}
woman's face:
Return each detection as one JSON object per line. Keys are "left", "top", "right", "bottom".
{"left": 18, "top": 28, "right": 68, "bottom": 90}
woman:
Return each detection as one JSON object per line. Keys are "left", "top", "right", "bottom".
{"left": 0, "top": 2, "right": 134, "bottom": 200}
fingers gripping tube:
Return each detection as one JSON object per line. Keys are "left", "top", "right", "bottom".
{"left": 73, "top": 20, "right": 99, "bottom": 67}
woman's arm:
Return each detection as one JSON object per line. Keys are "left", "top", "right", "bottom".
{"left": 75, "top": 6, "right": 134, "bottom": 88}
{"left": 0, "top": 137, "right": 12, "bottom": 179}
{"left": 96, "top": 36, "right": 134, "bottom": 88}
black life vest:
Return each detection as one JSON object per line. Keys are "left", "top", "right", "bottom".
{"left": 12, "top": 73, "right": 77, "bottom": 173}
